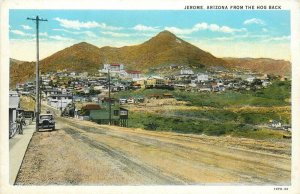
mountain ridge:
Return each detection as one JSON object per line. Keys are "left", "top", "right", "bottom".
{"left": 10, "top": 30, "right": 291, "bottom": 87}
{"left": 223, "top": 57, "right": 291, "bottom": 76}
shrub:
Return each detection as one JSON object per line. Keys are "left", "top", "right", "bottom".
{"left": 144, "top": 122, "right": 159, "bottom": 130}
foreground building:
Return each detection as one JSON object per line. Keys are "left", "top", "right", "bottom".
{"left": 77, "top": 99, "right": 129, "bottom": 127}
{"left": 9, "top": 91, "right": 20, "bottom": 138}
{"left": 47, "top": 94, "right": 73, "bottom": 110}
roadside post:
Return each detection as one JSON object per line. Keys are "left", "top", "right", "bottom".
{"left": 27, "top": 16, "right": 47, "bottom": 132}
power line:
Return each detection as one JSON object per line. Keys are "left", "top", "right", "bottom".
{"left": 27, "top": 16, "right": 47, "bottom": 132}
{"left": 108, "top": 67, "right": 111, "bottom": 125}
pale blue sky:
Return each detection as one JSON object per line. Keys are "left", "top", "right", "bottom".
{"left": 9, "top": 10, "right": 291, "bottom": 61}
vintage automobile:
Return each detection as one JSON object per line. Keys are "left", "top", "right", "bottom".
{"left": 38, "top": 114, "right": 55, "bottom": 131}
{"left": 119, "top": 98, "right": 127, "bottom": 104}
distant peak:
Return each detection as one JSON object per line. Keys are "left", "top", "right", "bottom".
{"left": 70, "top": 42, "right": 100, "bottom": 49}
{"left": 147, "top": 30, "right": 178, "bottom": 43}
{"left": 156, "top": 30, "right": 176, "bottom": 37}
{"left": 75, "top": 42, "right": 92, "bottom": 46}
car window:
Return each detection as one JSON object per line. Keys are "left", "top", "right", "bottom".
{"left": 40, "top": 115, "right": 53, "bottom": 119}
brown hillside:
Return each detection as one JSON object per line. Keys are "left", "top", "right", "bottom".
{"left": 10, "top": 31, "right": 227, "bottom": 86}
{"left": 99, "top": 30, "right": 226, "bottom": 70}
{"left": 10, "top": 58, "right": 27, "bottom": 66}
{"left": 223, "top": 58, "right": 291, "bottom": 76}
{"left": 41, "top": 30, "right": 226, "bottom": 73}
{"left": 40, "top": 42, "right": 104, "bottom": 73}
{"left": 10, "top": 31, "right": 290, "bottom": 87}
{"left": 10, "top": 61, "right": 35, "bottom": 87}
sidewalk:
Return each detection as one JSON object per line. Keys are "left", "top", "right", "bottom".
{"left": 9, "top": 122, "right": 36, "bottom": 184}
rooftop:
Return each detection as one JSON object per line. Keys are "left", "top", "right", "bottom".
{"left": 82, "top": 104, "right": 101, "bottom": 110}
{"left": 127, "top": 70, "right": 141, "bottom": 74}
{"left": 49, "top": 94, "right": 73, "bottom": 97}
{"left": 9, "top": 91, "right": 20, "bottom": 109}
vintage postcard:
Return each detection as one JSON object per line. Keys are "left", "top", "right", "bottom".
{"left": 1, "top": 0, "right": 300, "bottom": 193}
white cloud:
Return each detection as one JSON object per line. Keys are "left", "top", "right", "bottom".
{"left": 213, "top": 36, "right": 235, "bottom": 41}
{"left": 194, "top": 23, "right": 208, "bottom": 30}
{"left": 193, "top": 39, "right": 290, "bottom": 60}
{"left": 54, "top": 17, "right": 98, "bottom": 29}
{"left": 11, "top": 29, "right": 48, "bottom": 38}
{"left": 101, "top": 31, "right": 131, "bottom": 37}
{"left": 9, "top": 37, "right": 140, "bottom": 61}
{"left": 97, "top": 23, "right": 122, "bottom": 31}
{"left": 165, "top": 22, "right": 246, "bottom": 35}
{"left": 11, "top": 30, "right": 26, "bottom": 36}
{"left": 49, "top": 35, "right": 74, "bottom": 41}
{"left": 53, "top": 17, "right": 122, "bottom": 31}
{"left": 101, "top": 31, "right": 159, "bottom": 38}
{"left": 209, "top": 24, "right": 219, "bottom": 32}
{"left": 210, "top": 33, "right": 287, "bottom": 42}
{"left": 11, "top": 30, "right": 34, "bottom": 37}
{"left": 9, "top": 33, "right": 290, "bottom": 62}
{"left": 262, "top": 28, "right": 268, "bottom": 32}
{"left": 164, "top": 27, "right": 194, "bottom": 35}
{"left": 53, "top": 28, "right": 96, "bottom": 37}
{"left": 81, "top": 31, "right": 96, "bottom": 37}
{"left": 133, "top": 24, "right": 159, "bottom": 31}
{"left": 243, "top": 18, "right": 265, "bottom": 25}
{"left": 40, "top": 32, "right": 48, "bottom": 37}
{"left": 136, "top": 33, "right": 156, "bottom": 37}
{"left": 21, "top": 25, "right": 32, "bottom": 30}
{"left": 264, "top": 35, "right": 290, "bottom": 42}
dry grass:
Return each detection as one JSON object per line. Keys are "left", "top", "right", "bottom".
{"left": 20, "top": 96, "right": 35, "bottom": 111}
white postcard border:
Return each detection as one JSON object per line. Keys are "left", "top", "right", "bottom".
{"left": 1, "top": 0, "right": 299, "bottom": 194}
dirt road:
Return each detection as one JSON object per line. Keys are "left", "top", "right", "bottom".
{"left": 15, "top": 117, "right": 291, "bottom": 185}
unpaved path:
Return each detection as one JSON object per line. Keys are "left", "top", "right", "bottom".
{"left": 15, "top": 117, "right": 291, "bottom": 185}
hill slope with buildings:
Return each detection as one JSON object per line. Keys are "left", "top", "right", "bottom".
{"left": 223, "top": 57, "right": 291, "bottom": 76}
{"left": 10, "top": 30, "right": 290, "bottom": 87}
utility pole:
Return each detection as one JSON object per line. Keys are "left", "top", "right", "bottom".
{"left": 108, "top": 67, "right": 111, "bottom": 125}
{"left": 27, "top": 16, "right": 47, "bottom": 132}
{"left": 39, "top": 73, "right": 42, "bottom": 114}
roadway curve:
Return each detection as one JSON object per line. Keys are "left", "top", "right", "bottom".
{"left": 15, "top": 117, "right": 291, "bottom": 185}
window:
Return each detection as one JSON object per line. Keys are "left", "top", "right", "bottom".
{"left": 113, "top": 110, "right": 119, "bottom": 116}
{"left": 120, "top": 110, "right": 128, "bottom": 115}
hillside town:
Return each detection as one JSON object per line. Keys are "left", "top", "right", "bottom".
{"left": 9, "top": 63, "right": 291, "bottom": 139}
{"left": 15, "top": 63, "right": 280, "bottom": 97}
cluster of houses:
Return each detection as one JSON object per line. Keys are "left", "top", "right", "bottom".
{"left": 11, "top": 63, "right": 291, "bottom": 130}
{"left": 15, "top": 63, "right": 281, "bottom": 99}
{"left": 14, "top": 63, "right": 285, "bottom": 115}
{"left": 98, "top": 64, "right": 276, "bottom": 92}
{"left": 15, "top": 63, "right": 290, "bottom": 110}
{"left": 269, "top": 120, "right": 291, "bottom": 132}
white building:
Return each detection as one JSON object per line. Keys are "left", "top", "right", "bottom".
{"left": 246, "top": 76, "right": 256, "bottom": 83}
{"left": 79, "top": 72, "right": 89, "bottom": 78}
{"left": 180, "top": 69, "right": 194, "bottom": 75}
{"left": 127, "top": 70, "right": 141, "bottom": 79}
{"left": 197, "top": 73, "right": 209, "bottom": 82}
{"left": 270, "top": 120, "right": 282, "bottom": 128}
{"left": 100, "top": 64, "right": 126, "bottom": 76}
{"left": 9, "top": 91, "right": 20, "bottom": 124}
{"left": 70, "top": 72, "right": 77, "bottom": 76}
{"left": 47, "top": 94, "right": 73, "bottom": 110}
{"left": 262, "top": 80, "right": 271, "bottom": 87}
{"left": 9, "top": 91, "right": 20, "bottom": 137}
{"left": 43, "top": 88, "right": 62, "bottom": 98}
